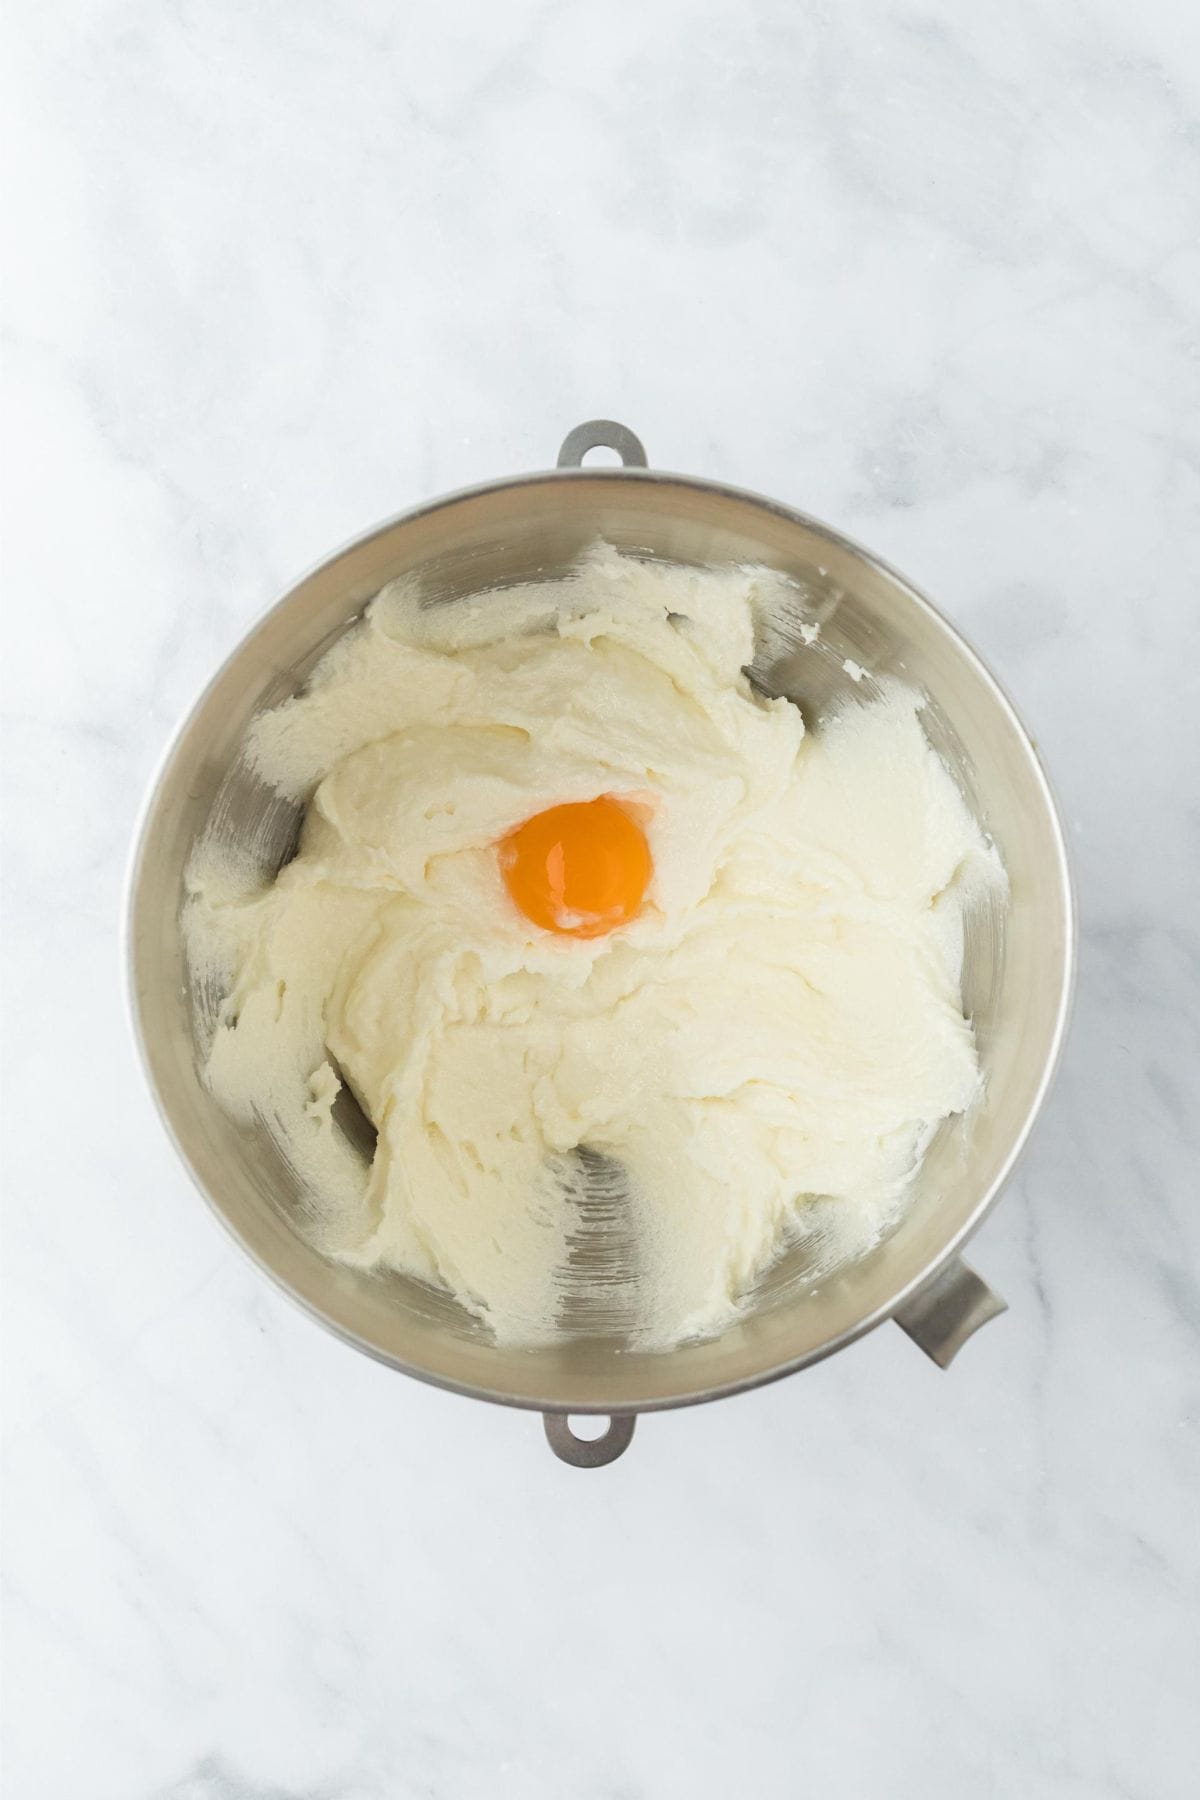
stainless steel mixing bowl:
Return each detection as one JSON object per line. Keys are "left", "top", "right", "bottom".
{"left": 128, "top": 420, "right": 1074, "bottom": 1466}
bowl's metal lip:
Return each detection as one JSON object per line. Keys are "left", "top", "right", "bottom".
{"left": 125, "top": 463, "right": 1078, "bottom": 1417}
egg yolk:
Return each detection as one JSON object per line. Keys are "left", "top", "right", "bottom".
{"left": 500, "top": 797, "right": 652, "bottom": 938}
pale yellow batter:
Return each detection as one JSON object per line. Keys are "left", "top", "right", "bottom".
{"left": 187, "top": 546, "right": 1001, "bottom": 1347}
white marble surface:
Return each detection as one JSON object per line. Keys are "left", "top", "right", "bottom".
{"left": 4, "top": 1, "right": 1199, "bottom": 1795}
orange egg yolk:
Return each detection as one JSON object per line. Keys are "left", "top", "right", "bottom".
{"left": 499, "top": 797, "right": 652, "bottom": 938}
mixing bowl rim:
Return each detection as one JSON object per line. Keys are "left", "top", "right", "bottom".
{"left": 125, "top": 463, "right": 1077, "bottom": 1415}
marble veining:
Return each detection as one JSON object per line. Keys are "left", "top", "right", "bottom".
{"left": 3, "top": 1, "right": 1198, "bottom": 1796}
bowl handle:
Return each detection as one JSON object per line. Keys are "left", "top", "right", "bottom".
{"left": 543, "top": 1411, "right": 637, "bottom": 1467}
{"left": 893, "top": 1256, "right": 1007, "bottom": 1367}
{"left": 540, "top": 1258, "right": 1001, "bottom": 1460}
{"left": 557, "top": 419, "right": 649, "bottom": 470}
